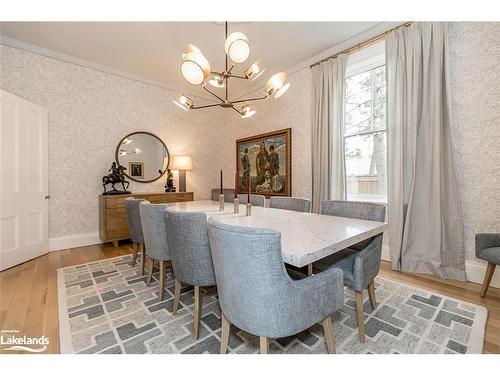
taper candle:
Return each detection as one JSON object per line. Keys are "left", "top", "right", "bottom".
{"left": 220, "top": 170, "right": 223, "bottom": 194}
{"left": 234, "top": 172, "right": 238, "bottom": 198}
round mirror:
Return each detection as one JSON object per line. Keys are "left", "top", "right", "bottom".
{"left": 115, "top": 132, "right": 170, "bottom": 183}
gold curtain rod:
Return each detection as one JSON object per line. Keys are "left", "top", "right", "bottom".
{"left": 309, "top": 22, "right": 413, "bottom": 69}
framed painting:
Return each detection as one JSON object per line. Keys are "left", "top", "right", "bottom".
{"left": 236, "top": 128, "right": 291, "bottom": 197}
{"left": 129, "top": 162, "right": 144, "bottom": 179}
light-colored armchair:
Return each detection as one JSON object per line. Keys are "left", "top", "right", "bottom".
{"left": 237, "top": 193, "right": 266, "bottom": 207}
{"left": 124, "top": 198, "right": 148, "bottom": 274}
{"left": 208, "top": 217, "right": 344, "bottom": 354}
{"left": 164, "top": 208, "right": 216, "bottom": 339}
{"left": 476, "top": 233, "right": 500, "bottom": 297}
{"left": 269, "top": 196, "right": 311, "bottom": 213}
{"left": 315, "top": 200, "right": 385, "bottom": 343}
{"left": 211, "top": 188, "right": 236, "bottom": 202}
{"left": 139, "top": 202, "right": 170, "bottom": 301}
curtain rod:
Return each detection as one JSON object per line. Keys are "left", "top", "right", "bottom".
{"left": 309, "top": 21, "right": 413, "bottom": 69}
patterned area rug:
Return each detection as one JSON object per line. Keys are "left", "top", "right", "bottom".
{"left": 57, "top": 255, "right": 487, "bottom": 354}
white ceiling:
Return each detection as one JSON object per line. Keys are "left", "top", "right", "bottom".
{"left": 0, "top": 21, "right": 381, "bottom": 99}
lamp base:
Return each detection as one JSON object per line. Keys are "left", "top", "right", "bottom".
{"left": 178, "top": 170, "right": 186, "bottom": 192}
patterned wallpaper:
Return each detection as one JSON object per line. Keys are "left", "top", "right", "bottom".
{"left": 0, "top": 45, "right": 232, "bottom": 238}
{"left": 1, "top": 22, "right": 498, "bottom": 258}
{"left": 449, "top": 22, "right": 500, "bottom": 261}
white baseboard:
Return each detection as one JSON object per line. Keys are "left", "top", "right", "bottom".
{"left": 49, "top": 231, "right": 102, "bottom": 252}
{"left": 381, "top": 245, "right": 499, "bottom": 289}
{"left": 465, "top": 260, "right": 500, "bottom": 289}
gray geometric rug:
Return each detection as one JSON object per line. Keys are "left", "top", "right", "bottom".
{"left": 57, "top": 255, "right": 487, "bottom": 354}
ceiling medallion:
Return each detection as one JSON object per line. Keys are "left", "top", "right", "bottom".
{"left": 173, "top": 22, "right": 290, "bottom": 118}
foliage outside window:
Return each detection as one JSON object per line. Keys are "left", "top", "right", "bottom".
{"left": 344, "top": 63, "right": 387, "bottom": 203}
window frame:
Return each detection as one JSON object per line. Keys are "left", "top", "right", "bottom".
{"left": 343, "top": 41, "right": 387, "bottom": 204}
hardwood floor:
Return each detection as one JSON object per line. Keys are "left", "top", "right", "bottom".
{"left": 1, "top": 242, "right": 499, "bottom": 354}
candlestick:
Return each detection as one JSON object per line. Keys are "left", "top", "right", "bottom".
{"left": 246, "top": 203, "right": 251, "bottom": 216}
{"left": 233, "top": 197, "right": 239, "bottom": 213}
{"left": 219, "top": 194, "right": 224, "bottom": 211}
{"left": 220, "top": 170, "right": 223, "bottom": 195}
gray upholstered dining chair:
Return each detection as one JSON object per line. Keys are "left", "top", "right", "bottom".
{"left": 208, "top": 218, "right": 344, "bottom": 354}
{"left": 211, "top": 188, "right": 236, "bottom": 202}
{"left": 164, "top": 208, "right": 216, "bottom": 340}
{"left": 476, "top": 233, "right": 500, "bottom": 297}
{"left": 269, "top": 196, "right": 311, "bottom": 213}
{"left": 139, "top": 202, "right": 171, "bottom": 301}
{"left": 315, "top": 200, "right": 385, "bottom": 343}
{"left": 237, "top": 193, "right": 266, "bottom": 207}
{"left": 125, "top": 198, "right": 148, "bottom": 275}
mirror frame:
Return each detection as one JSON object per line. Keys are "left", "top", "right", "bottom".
{"left": 115, "top": 131, "right": 170, "bottom": 183}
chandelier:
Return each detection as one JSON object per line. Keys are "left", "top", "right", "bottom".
{"left": 173, "top": 22, "right": 290, "bottom": 118}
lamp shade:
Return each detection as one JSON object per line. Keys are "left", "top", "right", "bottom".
{"left": 224, "top": 32, "right": 250, "bottom": 64}
{"left": 170, "top": 155, "right": 193, "bottom": 171}
{"left": 181, "top": 44, "right": 211, "bottom": 85}
{"left": 265, "top": 72, "right": 290, "bottom": 98}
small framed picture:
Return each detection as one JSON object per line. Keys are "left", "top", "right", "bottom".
{"left": 129, "top": 162, "right": 144, "bottom": 179}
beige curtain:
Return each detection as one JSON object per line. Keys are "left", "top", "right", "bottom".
{"left": 311, "top": 55, "right": 347, "bottom": 213}
{"left": 386, "top": 22, "right": 466, "bottom": 281}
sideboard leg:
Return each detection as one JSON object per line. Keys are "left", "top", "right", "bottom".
{"left": 112, "top": 240, "right": 119, "bottom": 248}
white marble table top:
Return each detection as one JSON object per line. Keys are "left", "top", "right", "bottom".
{"left": 166, "top": 200, "right": 387, "bottom": 268}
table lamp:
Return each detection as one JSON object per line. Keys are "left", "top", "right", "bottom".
{"left": 170, "top": 155, "right": 192, "bottom": 192}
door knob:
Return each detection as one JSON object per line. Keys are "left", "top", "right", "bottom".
{"left": 44, "top": 195, "right": 50, "bottom": 199}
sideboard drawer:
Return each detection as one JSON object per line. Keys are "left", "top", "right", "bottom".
{"left": 105, "top": 208, "right": 129, "bottom": 239}
{"left": 99, "top": 191, "right": 194, "bottom": 246}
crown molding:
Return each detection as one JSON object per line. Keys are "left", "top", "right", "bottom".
{"left": 232, "top": 21, "right": 404, "bottom": 100}
{"left": 0, "top": 35, "right": 212, "bottom": 102}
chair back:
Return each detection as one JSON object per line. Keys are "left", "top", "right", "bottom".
{"left": 164, "top": 208, "right": 215, "bottom": 286}
{"left": 208, "top": 218, "right": 289, "bottom": 334}
{"left": 270, "top": 197, "right": 311, "bottom": 213}
{"left": 125, "top": 198, "right": 148, "bottom": 244}
{"left": 139, "top": 202, "right": 170, "bottom": 261}
{"left": 321, "top": 200, "right": 385, "bottom": 250}
{"left": 237, "top": 193, "right": 266, "bottom": 207}
{"left": 211, "top": 188, "right": 236, "bottom": 202}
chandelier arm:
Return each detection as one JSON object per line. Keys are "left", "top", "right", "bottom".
{"left": 232, "top": 106, "right": 243, "bottom": 115}
{"left": 202, "top": 85, "right": 225, "bottom": 103}
{"left": 231, "top": 95, "right": 268, "bottom": 105}
{"left": 228, "top": 74, "right": 248, "bottom": 80}
{"left": 191, "top": 103, "right": 223, "bottom": 110}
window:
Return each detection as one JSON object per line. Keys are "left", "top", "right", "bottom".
{"left": 344, "top": 42, "right": 387, "bottom": 203}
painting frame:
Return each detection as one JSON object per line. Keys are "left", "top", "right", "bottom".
{"left": 236, "top": 128, "right": 292, "bottom": 197}
{"left": 128, "top": 162, "right": 144, "bottom": 179}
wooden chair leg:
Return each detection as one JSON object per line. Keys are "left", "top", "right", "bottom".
{"left": 322, "top": 315, "right": 336, "bottom": 354}
{"left": 139, "top": 244, "right": 146, "bottom": 276}
{"left": 481, "top": 262, "right": 496, "bottom": 298}
{"left": 172, "top": 279, "right": 182, "bottom": 315}
{"left": 220, "top": 314, "right": 230, "bottom": 354}
{"left": 368, "top": 282, "right": 377, "bottom": 310}
{"left": 146, "top": 258, "right": 154, "bottom": 286}
{"left": 355, "top": 291, "right": 366, "bottom": 343}
{"left": 158, "top": 261, "right": 166, "bottom": 301}
{"left": 259, "top": 337, "right": 269, "bottom": 354}
{"left": 193, "top": 286, "right": 202, "bottom": 340}
{"left": 307, "top": 263, "right": 314, "bottom": 276}
{"left": 130, "top": 243, "right": 138, "bottom": 266}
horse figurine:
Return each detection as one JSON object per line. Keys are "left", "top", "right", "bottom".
{"left": 102, "top": 162, "right": 130, "bottom": 195}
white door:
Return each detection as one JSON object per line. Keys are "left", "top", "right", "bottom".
{"left": 0, "top": 90, "right": 48, "bottom": 271}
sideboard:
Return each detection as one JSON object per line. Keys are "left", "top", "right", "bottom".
{"left": 99, "top": 192, "right": 194, "bottom": 247}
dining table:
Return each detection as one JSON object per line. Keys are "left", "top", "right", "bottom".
{"left": 165, "top": 199, "right": 387, "bottom": 274}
